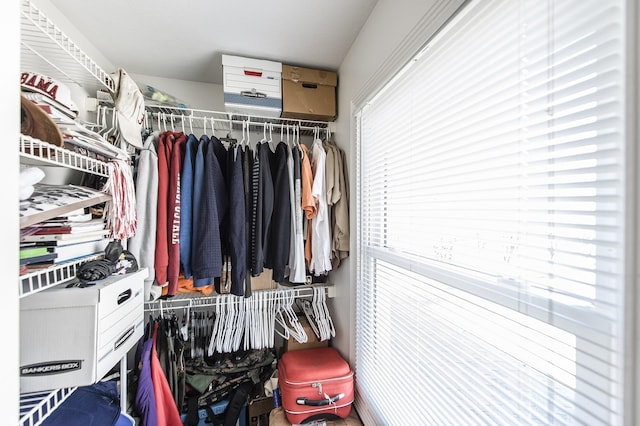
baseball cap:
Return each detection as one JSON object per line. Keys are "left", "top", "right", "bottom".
{"left": 20, "top": 71, "right": 78, "bottom": 115}
{"left": 111, "top": 68, "right": 145, "bottom": 149}
{"left": 20, "top": 93, "right": 64, "bottom": 147}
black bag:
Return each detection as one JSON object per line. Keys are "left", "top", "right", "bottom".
{"left": 185, "top": 381, "right": 253, "bottom": 426}
{"left": 184, "top": 349, "right": 276, "bottom": 426}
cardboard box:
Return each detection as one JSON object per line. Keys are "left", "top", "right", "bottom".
{"left": 284, "top": 315, "right": 329, "bottom": 352}
{"left": 218, "top": 266, "right": 278, "bottom": 293}
{"left": 269, "top": 407, "right": 362, "bottom": 426}
{"left": 251, "top": 268, "right": 278, "bottom": 291}
{"left": 281, "top": 65, "right": 337, "bottom": 121}
{"left": 223, "top": 54, "right": 282, "bottom": 118}
{"left": 20, "top": 269, "right": 147, "bottom": 392}
{"left": 248, "top": 396, "right": 274, "bottom": 426}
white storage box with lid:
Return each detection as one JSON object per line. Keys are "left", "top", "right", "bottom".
{"left": 222, "top": 54, "right": 282, "bottom": 117}
{"left": 19, "top": 269, "right": 147, "bottom": 392}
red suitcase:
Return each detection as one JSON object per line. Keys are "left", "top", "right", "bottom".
{"left": 278, "top": 347, "right": 354, "bottom": 424}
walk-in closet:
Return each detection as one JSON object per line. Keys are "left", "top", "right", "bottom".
{"left": 7, "top": 0, "right": 640, "bottom": 425}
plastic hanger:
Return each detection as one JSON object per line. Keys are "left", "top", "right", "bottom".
{"left": 233, "top": 297, "right": 246, "bottom": 351}
{"left": 283, "top": 290, "right": 307, "bottom": 343}
{"left": 102, "top": 106, "right": 117, "bottom": 142}
{"left": 208, "top": 296, "right": 222, "bottom": 356}
{"left": 299, "top": 298, "right": 321, "bottom": 340}
{"left": 179, "top": 300, "right": 191, "bottom": 342}
{"left": 243, "top": 297, "right": 252, "bottom": 351}
{"left": 222, "top": 296, "right": 234, "bottom": 352}
{"left": 161, "top": 112, "right": 168, "bottom": 132}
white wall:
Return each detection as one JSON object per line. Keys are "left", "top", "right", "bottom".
{"left": 129, "top": 72, "right": 224, "bottom": 112}
{"left": 4, "top": 1, "right": 20, "bottom": 423}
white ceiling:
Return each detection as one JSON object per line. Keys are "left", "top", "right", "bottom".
{"left": 49, "top": 0, "right": 379, "bottom": 85}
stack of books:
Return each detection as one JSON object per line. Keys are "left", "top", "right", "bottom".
{"left": 19, "top": 208, "right": 111, "bottom": 272}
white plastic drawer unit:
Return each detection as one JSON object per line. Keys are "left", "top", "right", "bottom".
{"left": 19, "top": 269, "right": 147, "bottom": 393}
{"left": 222, "top": 54, "right": 282, "bottom": 117}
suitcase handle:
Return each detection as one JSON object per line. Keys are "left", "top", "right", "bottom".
{"left": 296, "top": 393, "right": 344, "bottom": 406}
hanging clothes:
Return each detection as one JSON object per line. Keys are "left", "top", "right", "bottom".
{"left": 330, "top": 141, "right": 350, "bottom": 268}
{"left": 309, "top": 138, "right": 332, "bottom": 275}
{"left": 210, "top": 136, "right": 230, "bottom": 294}
{"left": 154, "top": 131, "right": 171, "bottom": 287}
{"left": 300, "top": 144, "right": 316, "bottom": 270}
{"left": 134, "top": 323, "right": 158, "bottom": 426}
{"left": 128, "top": 131, "right": 160, "bottom": 301}
{"left": 150, "top": 321, "right": 183, "bottom": 426}
{"left": 167, "top": 132, "right": 187, "bottom": 296}
{"left": 287, "top": 143, "right": 306, "bottom": 283}
{"left": 192, "top": 135, "right": 224, "bottom": 286}
{"left": 179, "top": 133, "right": 200, "bottom": 280}
{"left": 250, "top": 141, "right": 274, "bottom": 277}
{"left": 265, "top": 141, "right": 291, "bottom": 283}
{"left": 227, "top": 145, "right": 247, "bottom": 295}
{"left": 241, "top": 144, "right": 254, "bottom": 296}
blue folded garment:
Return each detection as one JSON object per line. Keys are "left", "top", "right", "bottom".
{"left": 41, "top": 381, "right": 121, "bottom": 426}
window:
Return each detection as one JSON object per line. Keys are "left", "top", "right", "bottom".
{"left": 355, "top": 0, "right": 629, "bottom": 424}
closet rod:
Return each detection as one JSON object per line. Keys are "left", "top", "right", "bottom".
{"left": 148, "top": 111, "right": 327, "bottom": 133}
{"left": 143, "top": 285, "right": 331, "bottom": 313}
{"left": 145, "top": 105, "right": 330, "bottom": 128}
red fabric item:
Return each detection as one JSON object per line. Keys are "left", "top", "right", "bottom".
{"left": 154, "top": 132, "right": 170, "bottom": 285}
{"left": 150, "top": 321, "right": 182, "bottom": 426}
{"left": 167, "top": 132, "right": 187, "bottom": 296}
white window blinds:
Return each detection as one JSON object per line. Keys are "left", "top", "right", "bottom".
{"left": 355, "top": 0, "right": 627, "bottom": 424}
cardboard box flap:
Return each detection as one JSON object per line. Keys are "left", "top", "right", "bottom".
{"left": 282, "top": 65, "right": 337, "bottom": 87}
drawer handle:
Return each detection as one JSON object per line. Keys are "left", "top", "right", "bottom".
{"left": 117, "top": 289, "right": 132, "bottom": 305}
{"left": 115, "top": 326, "right": 135, "bottom": 350}
{"left": 240, "top": 89, "right": 267, "bottom": 99}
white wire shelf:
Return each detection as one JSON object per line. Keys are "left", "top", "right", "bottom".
{"left": 18, "top": 2, "right": 120, "bottom": 425}
{"left": 20, "top": 0, "right": 114, "bottom": 93}
{"left": 145, "top": 105, "right": 332, "bottom": 137}
{"left": 19, "top": 387, "right": 77, "bottom": 426}
{"left": 144, "top": 283, "right": 334, "bottom": 312}
{"left": 19, "top": 253, "right": 104, "bottom": 298}
{"left": 20, "top": 134, "right": 111, "bottom": 177}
